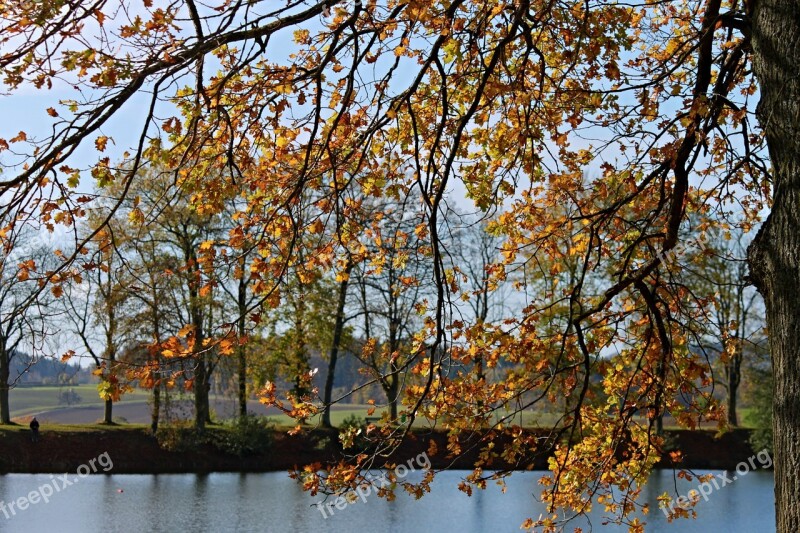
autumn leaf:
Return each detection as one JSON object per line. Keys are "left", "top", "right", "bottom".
{"left": 95, "top": 136, "right": 109, "bottom": 151}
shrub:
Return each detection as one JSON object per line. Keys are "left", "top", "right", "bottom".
{"left": 209, "top": 415, "right": 274, "bottom": 456}
{"left": 155, "top": 422, "right": 203, "bottom": 452}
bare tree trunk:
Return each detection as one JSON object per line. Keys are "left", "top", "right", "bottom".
{"left": 237, "top": 269, "right": 248, "bottom": 419}
{"left": 322, "top": 263, "right": 352, "bottom": 428}
{"left": 192, "top": 311, "right": 209, "bottom": 430}
{"left": 151, "top": 384, "right": 160, "bottom": 433}
{"left": 194, "top": 353, "right": 209, "bottom": 430}
{"left": 726, "top": 359, "right": 740, "bottom": 426}
{"left": 749, "top": 1, "right": 800, "bottom": 529}
{"left": 0, "top": 346, "right": 10, "bottom": 424}
{"left": 237, "top": 344, "right": 247, "bottom": 419}
{"left": 388, "top": 373, "right": 398, "bottom": 422}
{"left": 187, "top": 248, "right": 210, "bottom": 431}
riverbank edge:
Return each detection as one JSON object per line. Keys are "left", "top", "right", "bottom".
{"left": 0, "top": 426, "right": 759, "bottom": 474}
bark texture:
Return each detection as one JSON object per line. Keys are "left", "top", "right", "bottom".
{"left": 748, "top": 0, "right": 800, "bottom": 530}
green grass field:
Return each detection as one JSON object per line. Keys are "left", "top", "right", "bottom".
{"left": 6, "top": 384, "right": 754, "bottom": 430}
{"left": 0, "top": 422, "right": 150, "bottom": 432}
{"left": 7, "top": 384, "right": 381, "bottom": 428}
{"left": 8, "top": 384, "right": 151, "bottom": 418}
{"left": 265, "top": 406, "right": 380, "bottom": 428}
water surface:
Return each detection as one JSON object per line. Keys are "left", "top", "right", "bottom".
{"left": 0, "top": 469, "right": 774, "bottom": 532}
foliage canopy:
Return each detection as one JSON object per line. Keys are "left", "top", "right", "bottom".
{"left": 1, "top": 0, "right": 793, "bottom": 530}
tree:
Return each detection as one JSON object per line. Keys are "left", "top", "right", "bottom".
{"left": 223, "top": 249, "right": 257, "bottom": 420}
{"left": 0, "top": 226, "right": 55, "bottom": 424}
{"left": 321, "top": 256, "right": 354, "bottom": 428}
{"left": 217, "top": 201, "right": 261, "bottom": 420}
{"left": 449, "top": 213, "right": 509, "bottom": 382}
{"left": 745, "top": 4, "right": 800, "bottom": 531}
{"left": 62, "top": 229, "right": 132, "bottom": 424}
{"left": 350, "top": 203, "right": 433, "bottom": 422}
{"left": 2, "top": 0, "right": 798, "bottom": 529}
{"left": 256, "top": 267, "right": 339, "bottom": 408}
{"left": 113, "top": 219, "right": 184, "bottom": 433}
{"left": 97, "top": 162, "right": 225, "bottom": 430}
{"left": 678, "top": 226, "right": 764, "bottom": 426}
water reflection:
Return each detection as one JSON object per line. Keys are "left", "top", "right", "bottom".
{"left": 0, "top": 470, "right": 774, "bottom": 532}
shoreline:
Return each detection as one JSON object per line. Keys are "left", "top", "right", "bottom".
{"left": 0, "top": 426, "right": 761, "bottom": 475}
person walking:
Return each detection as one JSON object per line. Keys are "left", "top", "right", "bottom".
{"left": 29, "top": 417, "right": 40, "bottom": 443}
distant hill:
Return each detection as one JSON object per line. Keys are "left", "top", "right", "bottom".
{"left": 9, "top": 350, "right": 95, "bottom": 387}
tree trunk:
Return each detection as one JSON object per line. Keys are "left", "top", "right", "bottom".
{"left": 187, "top": 247, "right": 210, "bottom": 431}
{"left": 748, "top": 1, "right": 800, "bottom": 530}
{"left": 194, "top": 354, "right": 209, "bottom": 430}
{"left": 237, "top": 344, "right": 247, "bottom": 419}
{"left": 103, "top": 398, "right": 113, "bottom": 425}
{"left": 151, "top": 384, "right": 160, "bottom": 434}
{"left": 322, "top": 263, "right": 352, "bottom": 428}
{"left": 388, "top": 375, "right": 398, "bottom": 422}
{"left": 726, "top": 361, "right": 739, "bottom": 427}
{"left": 237, "top": 270, "right": 248, "bottom": 419}
{"left": 386, "top": 360, "right": 399, "bottom": 422}
{"left": 0, "top": 347, "right": 10, "bottom": 425}
{"left": 192, "top": 308, "right": 209, "bottom": 430}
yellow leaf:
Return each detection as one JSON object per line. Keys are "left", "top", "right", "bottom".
{"left": 293, "top": 29, "right": 310, "bottom": 44}
{"left": 128, "top": 207, "right": 144, "bottom": 225}
{"left": 219, "top": 339, "right": 234, "bottom": 355}
{"left": 95, "top": 136, "right": 108, "bottom": 151}
{"left": 309, "top": 219, "right": 324, "bottom": 234}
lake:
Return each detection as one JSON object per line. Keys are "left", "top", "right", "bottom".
{"left": 0, "top": 469, "right": 774, "bottom": 532}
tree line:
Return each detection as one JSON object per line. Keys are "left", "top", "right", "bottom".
{"left": 1, "top": 163, "right": 769, "bottom": 438}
